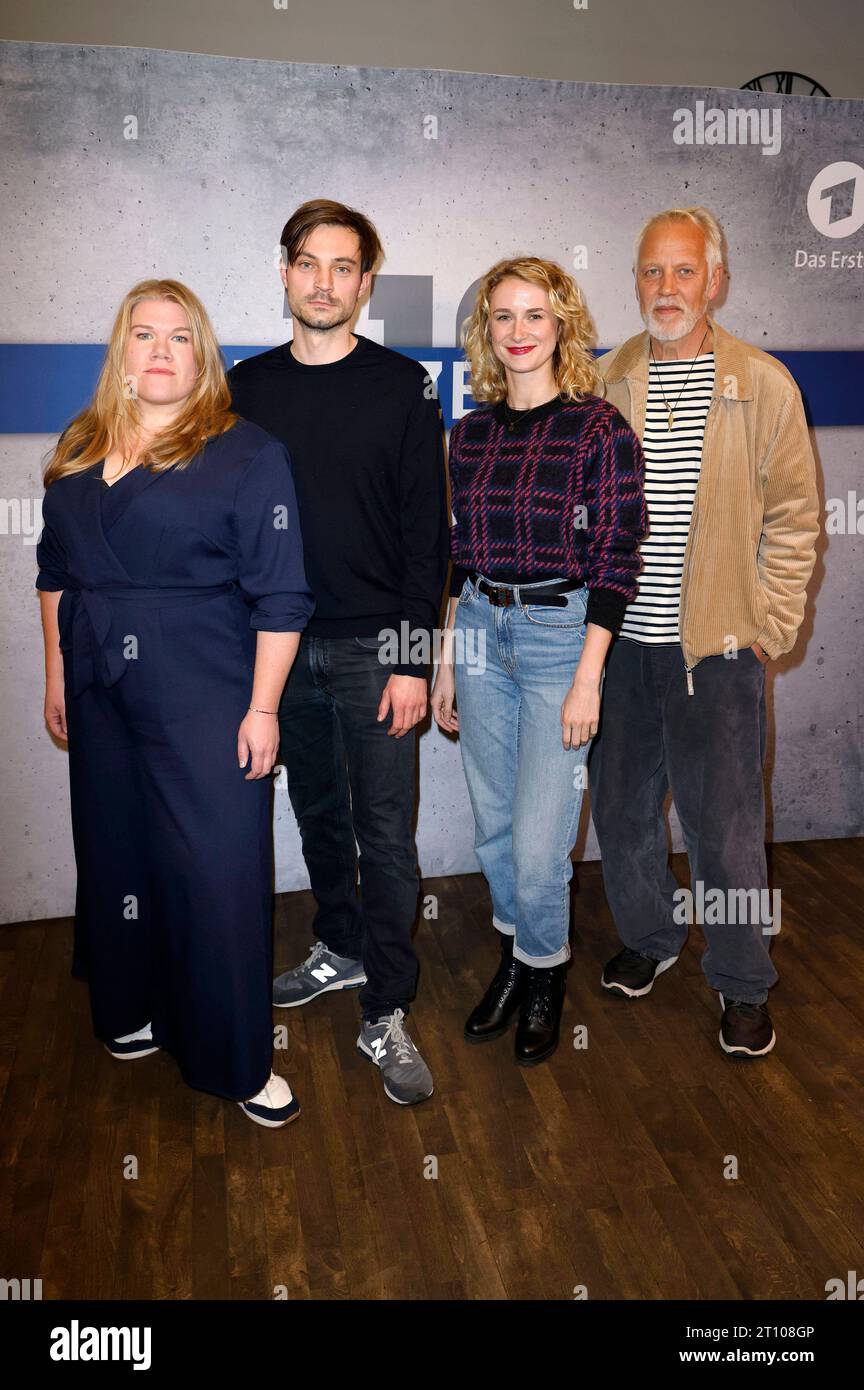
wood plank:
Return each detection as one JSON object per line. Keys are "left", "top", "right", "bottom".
{"left": 2, "top": 838, "right": 863, "bottom": 1301}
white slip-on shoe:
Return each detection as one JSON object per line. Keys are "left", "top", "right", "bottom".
{"left": 238, "top": 1071, "right": 301, "bottom": 1128}
{"left": 105, "top": 1023, "right": 160, "bottom": 1060}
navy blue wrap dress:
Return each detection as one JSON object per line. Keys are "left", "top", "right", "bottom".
{"left": 36, "top": 419, "right": 314, "bottom": 1100}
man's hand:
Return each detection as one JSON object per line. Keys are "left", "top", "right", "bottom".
{"left": 378, "top": 674, "right": 427, "bottom": 737}
{"left": 751, "top": 642, "right": 770, "bottom": 664}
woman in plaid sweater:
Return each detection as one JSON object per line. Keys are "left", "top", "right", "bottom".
{"left": 431, "top": 257, "right": 647, "bottom": 1065}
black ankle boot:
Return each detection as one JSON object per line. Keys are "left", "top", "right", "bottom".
{"left": 464, "top": 935, "right": 528, "bottom": 1042}
{"left": 514, "top": 964, "right": 566, "bottom": 1066}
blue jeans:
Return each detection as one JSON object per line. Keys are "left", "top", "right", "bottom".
{"left": 453, "top": 575, "right": 592, "bottom": 966}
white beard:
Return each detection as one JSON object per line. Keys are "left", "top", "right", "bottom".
{"left": 642, "top": 295, "right": 709, "bottom": 343}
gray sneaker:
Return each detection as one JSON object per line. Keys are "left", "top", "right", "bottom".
{"left": 273, "top": 941, "right": 366, "bottom": 1008}
{"left": 356, "top": 1009, "right": 434, "bottom": 1105}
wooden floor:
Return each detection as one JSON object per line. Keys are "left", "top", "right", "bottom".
{"left": 1, "top": 838, "right": 863, "bottom": 1301}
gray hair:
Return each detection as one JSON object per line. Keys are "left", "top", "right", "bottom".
{"left": 633, "top": 206, "right": 726, "bottom": 279}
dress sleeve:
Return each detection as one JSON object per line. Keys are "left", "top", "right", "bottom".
{"left": 35, "top": 515, "right": 72, "bottom": 592}
{"left": 234, "top": 439, "right": 315, "bottom": 632}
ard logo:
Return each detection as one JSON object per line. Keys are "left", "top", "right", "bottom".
{"left": 807, "top": 162, "right": 864, "bottom": 238}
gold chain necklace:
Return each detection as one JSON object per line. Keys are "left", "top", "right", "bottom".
{"left": 650, "top": 329, "right": 710, "bottom": 431}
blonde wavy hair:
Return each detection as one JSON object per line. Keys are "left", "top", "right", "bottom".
{"left": 44, "top": 279, "right": 237, "bottom": 486}
{"left": 461, "top": 257, "right": 600, "bottom": 404}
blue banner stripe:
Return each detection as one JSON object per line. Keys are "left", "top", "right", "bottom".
{"left": 0, "top": 344, "right": 861, "bottom": 432}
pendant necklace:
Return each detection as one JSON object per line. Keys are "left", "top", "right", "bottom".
{"left": 650, "top": 329, "right": 709, "bottom": 431}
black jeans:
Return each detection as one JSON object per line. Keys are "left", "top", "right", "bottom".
{"left": 278, "top": 633, "right": 420, "bottom": 1021}
{"left": 588, "top": 637, "right": 778, "bottom": 1004}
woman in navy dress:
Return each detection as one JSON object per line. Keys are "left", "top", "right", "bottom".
{"left": 36, "top": 279, "right": 314, "bottom": 1127}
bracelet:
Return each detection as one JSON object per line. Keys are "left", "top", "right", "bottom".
{"left": 248, "top": 706, "right": 278, "bottom": 715}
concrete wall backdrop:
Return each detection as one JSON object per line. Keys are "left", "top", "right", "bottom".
{"left": 1, "top": 42, "right": 861, "bottom": 922}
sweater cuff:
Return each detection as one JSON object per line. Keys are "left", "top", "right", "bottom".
{"left": 393, "top": 622, "right": 434, "bottom": 679}
{"left": 393, "top": 660, "right": 430, "bottom": 679}
{"left": 754, "top": 627, "right": 782, "bottom": 661}
{"left": 586, "top": 586, "right": 629, "bottom": 635}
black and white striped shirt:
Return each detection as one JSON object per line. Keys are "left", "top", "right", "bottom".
{"left": 619, "top": 354, "right": 715, "bottom": 645}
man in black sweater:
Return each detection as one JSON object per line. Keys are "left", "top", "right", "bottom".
{"left": 227, "top": 199, "right": 448, "bottom": 1106}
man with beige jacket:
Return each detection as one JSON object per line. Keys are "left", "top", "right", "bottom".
{"left": 590, "top": 205, "right": 819, "bottom": 1057}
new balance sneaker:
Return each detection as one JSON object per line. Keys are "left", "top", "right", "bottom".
{"left": 357, "top": 1009, "right": 434, "bottom": 1105}
{"left": 719, "top": 995, "right": 776, "bottom": 1057}
{"left": 273, "top": 941, "right": 366, "bottom": 1007}
{"left": 105, "top": 1023, "right": 160, "bottom": 1060}
{"left": 238, "top": 1071, "right": 300, "bottom": 1128}
{"left": 601, "top": 946, "right": 678, "bottom": 998}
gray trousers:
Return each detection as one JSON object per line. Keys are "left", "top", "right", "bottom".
{"left": 588, "top": 637, "right": 778, "bottom": 1004}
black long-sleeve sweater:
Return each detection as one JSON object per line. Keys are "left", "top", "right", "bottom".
{"left": 227, "top": 335, "right": 448, "bottom": 676}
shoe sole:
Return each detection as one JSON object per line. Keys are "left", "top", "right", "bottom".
{"left": 601, "top": 954, "right": 679, "bottom": 998}
{"left": 273, "top": 976, "right": 366, "bottom": 1008}
{"left": 719, "top": 1029, "right": 776, "bottom": 1057}
{"left": 239, "top": 1099, "right": 301, "bottom": 1129}
{"left": 104, "top": 1043, "right": 161, "bottom": 1060}
{"left": 356, "top": 1037, "right": 434, "bottom": 1106}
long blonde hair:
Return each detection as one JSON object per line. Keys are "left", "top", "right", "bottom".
{"left": 44, "top": 278, "right": 237, "bottom": 486}
{"left": 461, "top": 257, "right": 600, "bottom": 404}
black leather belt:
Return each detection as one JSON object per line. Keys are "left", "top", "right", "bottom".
{"left": 468, "top": 571, "right": 584, "bottom": 608}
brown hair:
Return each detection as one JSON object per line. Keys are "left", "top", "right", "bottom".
{"left": 461, "top": 257, "right": 600, "bottom": 404}
{"left": 280, "top": 199, "right": 383, "bottom": 276}
{"left": 44, "top": 279, "right": 237, "bottom": 486}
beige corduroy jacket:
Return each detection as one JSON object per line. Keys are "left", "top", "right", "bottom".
{"left": 597, "top": 318, "right": 819, "bottom": 679}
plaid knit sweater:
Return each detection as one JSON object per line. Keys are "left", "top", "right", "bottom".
{"left": 448, "top": 395, "right": 647, "bottom": 633}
